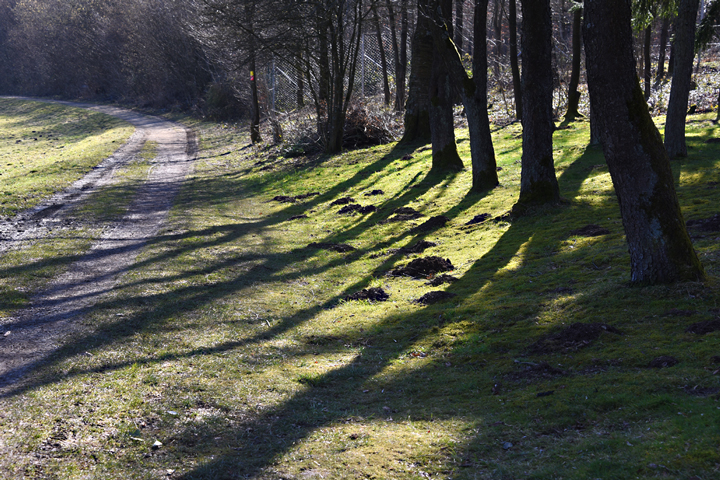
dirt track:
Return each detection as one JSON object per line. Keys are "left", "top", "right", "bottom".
{"left": 0, "top": 99, "right": 196, "bottom": 391}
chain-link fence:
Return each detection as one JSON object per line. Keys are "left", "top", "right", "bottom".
{"left": 263, "top": 29, "right": 404, "bottom": 113}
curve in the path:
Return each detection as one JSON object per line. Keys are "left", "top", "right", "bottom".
{"left": 0, "top": 99, "right": 196, "bottom": 390}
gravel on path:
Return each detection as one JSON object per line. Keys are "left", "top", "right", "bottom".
{"left": 0, "top": 99, "right": 197, "bottom": 392}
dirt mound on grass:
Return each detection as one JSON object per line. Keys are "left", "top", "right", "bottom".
{"left": 394, "top": 207, "right": 421, "bottom": 216}
{"left": 682, "top": 385, "right": 720, "bottom": 397}
{"left": 344, "top": 287, "right": 389, "bottom": 302}
{"left": 309, "top": 242, "right": 356, "bottom": 253}
{"left": 338, "top": 204, "right": 377, "bottom": 215}
{"left": 527, "top": 323, "right": 622, "bottom": 354}
{"left": 425, "top": 274, "right": 458, "bottom": 286}
{"left": 664, "top": 308, "right": 698, "bottom": 317}
{"left": 506, "top": 361, "right": 566, "bottom": 381}
{"left": 413, "top": 215, "right": 449, "bottom": 232}
{"left": 686, "top": 319, "right": 720, "bottom": 334}
{"left": 365, "top": 189, "right": 384, "bottom": 196}
{"left": 330, "top": 197, "right": 355, "bottom": 206}
{"left": 381, "top": 207, "right": 424, "bottom": 224}
{"left": 390, "top": 256, "right": 454, "bottom": 277}
{"left": 272, "top": 192, "right": 320, "bottom": 203}
{"left": 414, "top": 291, "right": 457, "bottom": 305}
{"left": 648, "top": 356, "right": 678, "bottom": 368}
{"left": 398, "top": 240, "right": 437, "bottom": 254}
{"left": 465, "top": 213, "right": 492, "bottom": 226}
{"left": 367, "top": 241, "right": 437, "bottom": 259}
{"left": 686, "top": 213, "right": 720, "bottom": 232}
{"left": 569, "top": 224, "right": 610, "bottom": 237}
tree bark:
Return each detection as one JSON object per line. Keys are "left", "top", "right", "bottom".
{"left": 247, "top": 4, "right": 262, "bottom": 144}
{"left": 665, "top": 0, "right": 699, "bottom": 158}
{"left": 492, "top": 0, "right": 504, "bottom": 76}
{"left": 517, "top": 0, "right": 559, "bottom": 208}
{"left": 317, "top": 17, "right": 330, "bottom": 105}
{"left": 656, "top": 17, "right": 670, "bottom": 80}
{"left": 430, "top": 0, "right": 499, "bottom": 189}
{"left": 387, "top": 0, "right": 402, "bottom": 110}
{"left": 428, "top": 0, "right": 463, "bottom": 171}
{"left": 509, "top": 0, "right": 522, "bottom": 120}
{"left": 564, "top": 1, "right": 583, "bottom": 120}
{"left": 372, "top": 4, "right": 392, "bottom": 105}
{"left": 401, "top": 0, "right": 433, "bottom": 143}
{"left": 668, "top": 26, "right": 675, "bottom": 77}
{"left": 583, "top": 0, "right": 705, "bottom": 284}
{"left": 644, "top": 24, "right": 652, "bottom": 99}
{"left": 296, "top": 48, "right": 305, "bottom": 108}
{"left": 589, "top": 104, "right": 601, "bottom": 146}
{"left": 454, "top": 0, "right": 464, "bottom": 54}
{"left": 399, "top": 0, "right": 409, "bottom": 111}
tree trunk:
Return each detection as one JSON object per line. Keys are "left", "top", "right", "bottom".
{"left": 665, "top": 0, "right": 699, "bottom": 158}
{"left": 509, "top": 0, "right": 522, "bottom": 120}
{"left": 583, "top": 0, "right": 705, "bottom": 284}
{"left": 454, "top": 0, "right": 464, "bottom": 54}
{"left": 517, "top": 0, "right": 559, "bottom": 208}
{"left": 668, "top": 28, "right": 675, "bottom": 77}
{"left": 492, "top": 0, "right": 504, "bottom": 76}
{"left": 643, "top": 24, "right": 652, "bottom": 99}
{"left": 401, "top": 0, "right": 433, "bottom": 143}
{"left": 247, "top": 4, "right": 262, "bottom": 144}
{"left": 398, "top": 0, "right": 409, "bottom": 111}
{"left": 429, "top": 0, "right": 463, "bottom": 171}
{"left": 296, "top": 48, "right": 305, "bottom": 108}
{"left": 388, "top": 0, "right": 402, "bottom": 110}
{"left": 372, "top": 4, "right": 392, "bottom": 105}
{"left": 467, "top": 0, "right": 498, "bottom": 189}
{"left": 589, "top": 104, "right": 601, "bottom": 146}
{"left": 249, "top": 61, "right": 262, "bottom": 144}
{"left": 430, "top": 0, "right": 499, "bottom": 189}
{"left": 318, "top": 18, "right": 330, "bottom": 106}
{"left": 564, "top": 2, "right": 583, "bottom": 120}
{"left": 656, "top": 17, "right": 670, "bottom": 80}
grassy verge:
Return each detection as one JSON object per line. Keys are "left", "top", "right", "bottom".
{"left": 1, "top": 114, "right": 720, "bottom": 479}
{"left": 0, "top": 98, "right": 134, "bottom": 217}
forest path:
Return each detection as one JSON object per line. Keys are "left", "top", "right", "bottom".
{"left": 0, "top": 99, "right": 197, "bottom": 391}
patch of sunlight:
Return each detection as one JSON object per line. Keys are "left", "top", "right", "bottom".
{"left": 498, "top": 237, "right": 533, "bottom": 273}
{"left": 679, "top": 169, "right": 708, "bottom": 187}
{"left": 533, "top": 293, "right": 583, "bottom": 327}
{"left": 271, "top": 418, "right": 472, "bottom": 479}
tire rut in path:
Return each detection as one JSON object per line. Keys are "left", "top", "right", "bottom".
{"left": 0, "top": 100, "right": 197, "bottom": 392}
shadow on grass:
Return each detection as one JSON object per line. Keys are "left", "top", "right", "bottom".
{"left": 0, "top": 133, "right": 655, "bottom": 478}
{"left": 0, "top": 143, "right": 461, "bottom": 391}
{"left": 158, "top": 143, "right": 619, "bottom": 479}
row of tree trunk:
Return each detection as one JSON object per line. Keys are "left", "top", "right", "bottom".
{"left": 400, "top": 0, "right": 705, "bottom": 285}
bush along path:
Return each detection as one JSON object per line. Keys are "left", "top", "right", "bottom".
{"left": 0, "top": 99, "right": 197, "bottom": 391}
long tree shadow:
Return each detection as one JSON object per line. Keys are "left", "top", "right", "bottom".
{"left": 147, "top": 145, "right": 606, "bottom": 478}
{"left": 1, "top": 127, "right": 619, "bottom": 478}
{"left": 0, "top": 141, "right": 471, "bottom": 396}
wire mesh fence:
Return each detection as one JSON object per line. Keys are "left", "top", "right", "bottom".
{"left": 263, "top": 29, "right": 403, "bottom": 113}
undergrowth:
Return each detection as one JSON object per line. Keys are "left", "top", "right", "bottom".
{"left": 0, "top": 109, "right": 719, "bottom": 479}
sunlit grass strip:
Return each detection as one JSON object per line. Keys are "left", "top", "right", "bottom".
{"left": 0, "top": 98, "right": 134, "bottom": 217}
